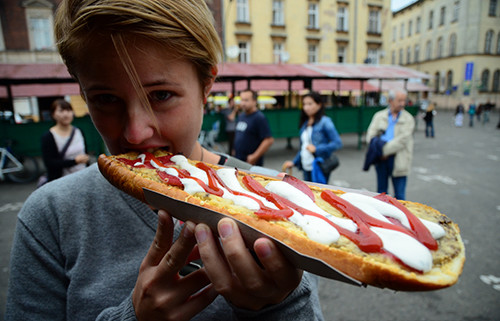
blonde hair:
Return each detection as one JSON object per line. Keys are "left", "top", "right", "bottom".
{"left": 55, "top": 0, "right": 222, "bottom": 95}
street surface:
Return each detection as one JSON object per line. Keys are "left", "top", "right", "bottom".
{"left": 1, "top": 110, "right": 499, "bottom": 320}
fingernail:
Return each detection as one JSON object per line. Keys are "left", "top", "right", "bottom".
{"left": 219, "top": 221, "right": 233, "bottom": 239}
{"left": 256, "top": 241, "right": 272, "bottom": 258}
{"left": 183, "top": 221, "right": 195, "bottom": 238}
{"left": 195, "top": 226, "right": 209, "bottom": 243}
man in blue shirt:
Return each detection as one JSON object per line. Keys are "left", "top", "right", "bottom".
{"left": 234, "top": 90, "right": 274, "bottom": 166}
{"left": 366, "top": 90, "right": 415, "bottom": 200}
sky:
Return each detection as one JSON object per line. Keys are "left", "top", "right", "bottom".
{"left": 391, "top": 0, "right": 418, "bottom": 11}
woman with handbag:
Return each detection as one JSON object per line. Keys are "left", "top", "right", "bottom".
{"left": 40, "top": 99, "right": 89, "bottom": 184}
{"left": 282, "top": 92, "right": 342, "bottom": 183}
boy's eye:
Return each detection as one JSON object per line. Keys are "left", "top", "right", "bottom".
{"left": 93, "top": 94, "right": 118, "bottom": 104}
{"left": 149, "top": 91, "right": 172, "bottom": 102}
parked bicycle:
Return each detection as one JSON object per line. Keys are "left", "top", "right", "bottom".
{"left": 198, "top": 120, "right": 225, "bottom": 153}
{"left": 0, "top": 139, "right": 40, "bottom": 183}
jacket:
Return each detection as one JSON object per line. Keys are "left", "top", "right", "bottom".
{"left": 293, "top": 115, "right": 342, "bottom": 170}
{"left": 366, "top": 108, "right": 415, "bottom": 177}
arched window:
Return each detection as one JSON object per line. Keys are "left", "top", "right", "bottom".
{"left": 449, "top": 33, "right": 457, "bottom": 56}
{"left": 434, "top": 72, "right": 440, "bottom": 92}
{"left": 426, "top": 40, "right": 432, "bottom": 60}
{"left": 493, "top": 70, "right": 500, "bottom": 92}
{"left": 446, "top": 70, "right": 453, "bottom": 91}
{"left": 497, "top": 33, "right": 500, "bottom": 54}
{"left": 480, "top": 69, "right": 490, "bottom": 92}
{"left": 437, "top": 37, "right": 443, "bottom": 58}
{"left": 485, "top": 30, "right": 494, "bottom": 53}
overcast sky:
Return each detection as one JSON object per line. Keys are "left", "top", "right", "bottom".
{"left": 391, "top": 0, "right": 418, "bottom": 11}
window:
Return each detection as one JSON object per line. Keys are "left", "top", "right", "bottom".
{"left": 308, "top": 3, "right": 319, "bottom": 29}
{"left": 406, "top": 47, "right": 411, "bottom": 64}
{"left": 497, "top": 33, "right": 500, "bottom": 54}
{"left": 493, "top": 70, "right": 500, "bottom": 92}
{"left": 273, "top": 42, "right": 285, "bottom": 63}
{"left": 437, "top": 37, "right": 443, "bottom": 58}
{"left": 446, "top": 70, "right": 453, "bottom": 91}
{"left": 236, "top": 0, "right": 250, "bottom": 23}
{"left": 434, "top": 72, "right": 440, "bottom": 92}
{"left": 392, "top": 26, "right": 397, "bottom": 42}
{"left": 480, "top": 70, "right": 490, "bottom": 91}
{"left": 449, "top": 33, "right": 457, "bottom": 56}
{"left": 428, "top": 10, "right": 434, "bottom": 29}
{"left": 452, "top": 1, "right": 460, "bottom": 22}
{"left": 391, "top": 50, "right": 396, "bottom": 64}
{"left": 416, "top": 16, "right": 421, "bottom": 33}
{"left": 308, "top": 44, "right": 318, "bottom": 63}
{"left": 0, "top": 16, "right": 4, "bottom": 51}
{"left": 426, "top": 40, "right": 432, "bottom": 60}
{"left": 485, "top": 30, "right": 494, "bottom": 53}
{"left": 272, "top": 0, "right": 285, "bottom": 25}
{"left": 238, "top": 41, "right": 250, "bottom": 63}
{"left": 399, "top": 48, "right": 403, "bottom": 65}
{"left": 337, "top": 7, "right": 349, "bottom": 31}
{"left": 338, "top": 46, "right": 346, "bottom": 63}
{"left": 414, "top": 45, "right": 420, "bottom": 63}
{"left": 439, "top": 6, "right": 446, "bottom": 25}
{"left": 400, "top": 23, "right": 404, "bottom": 39}
{"left": 408, "top": 20, "right": 413, "bottom": 37}
{"left": 29, "top": 16, "right": 54, "bottom": 50}
{"left": 367, "top": 48, "right": 379, "bottom": 64}
{"left": 368, "top": 9, "right": 380, "bottom": 34}
{"left": 489, "top": 0, "right": 497, "bottom": 16}
{"left": 337, "top": 46, "right": 346, "bottom": 63}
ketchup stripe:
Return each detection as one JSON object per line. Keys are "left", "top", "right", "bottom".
{"left": 374, "top": 193, "right": 438, "bottom": 250}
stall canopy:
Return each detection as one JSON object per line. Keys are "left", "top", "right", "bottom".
{"left": 0, "top": 62, "right": 430, "bottom": 103}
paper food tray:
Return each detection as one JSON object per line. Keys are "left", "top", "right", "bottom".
{"left": 143, "top": 188, "right": 364, "bottom": 287}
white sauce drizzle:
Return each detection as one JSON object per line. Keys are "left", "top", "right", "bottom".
{"left": 371, "top": 227, "right": 433, "bottom": 272}
{"left": 340, "top": 193, "right": 411, "bottom": 228}
{"left": 264, "top": 181, "right": 358, "bottom": 233}
{"left": 138, "top": 154, "right": 446, "bottom": 272}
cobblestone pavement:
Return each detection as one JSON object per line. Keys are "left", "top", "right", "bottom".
{"left": 1, "top": 110, "right": 499, "bottom": 320}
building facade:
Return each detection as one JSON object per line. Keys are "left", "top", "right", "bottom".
{"left": 390, "top": 0, "right": 500, "bottom": 108}
{"left": 223, "top": 0, "right": 392, "bottom": 65}
{"left": 0, "top": 0, "right": 223, "bottom": 120}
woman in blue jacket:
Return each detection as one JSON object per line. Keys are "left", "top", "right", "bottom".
{"left": 283, "top": 92, "right": 342, "bottom": 183}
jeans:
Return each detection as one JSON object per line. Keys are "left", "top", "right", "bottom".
{"left": 425, "top": 121, "right": 434, "bottom": 137}
{"left": 375, "top": 156, "right": 407, "bottom": 200}
{"left": 303, "top": 170, "right": 331, "bottom": 184}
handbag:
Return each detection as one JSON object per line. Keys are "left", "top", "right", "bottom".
{"left": 319, "top": 152, "right": 340, "bottom": 175}
{"left": 37, "top": 128, "right": 76, "bottom": 188}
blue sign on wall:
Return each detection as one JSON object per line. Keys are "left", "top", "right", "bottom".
{"left": 465, "top": 62, "right": 474, "bottom": 81}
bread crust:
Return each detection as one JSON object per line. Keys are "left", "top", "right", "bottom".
{"left": 97, "top": 152, "right": 465, "bottom": 291}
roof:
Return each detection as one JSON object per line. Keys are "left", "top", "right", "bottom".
{"left": 0, "top": 63, "right": 430, "bottom": 98}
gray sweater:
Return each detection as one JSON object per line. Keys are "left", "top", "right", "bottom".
{"left": 6, "top": 164, "right": 324, "bottom": 320}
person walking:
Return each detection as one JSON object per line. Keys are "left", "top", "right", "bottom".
{"left": 468, "top": 102, "right": 476, "bottom": 127}
{"left": 282, "top": 92, "right": 342, "bottom": 183}
{"left": 234, "top": 89, "right": 274, "bottom": 166}
{"left": 221, "top": 95, "right": 238, "bottom": 155}
{"left": 5, "top": 1, "right": 323, "bottom": 320}
{"left": 423, "top": 102, "right": 437, "bottom": 138}
{"left": 40, "top": 99, "right": 89, "bottom": 183}
{"left": 366, "top": 89, "right": 415, "bottom": 200}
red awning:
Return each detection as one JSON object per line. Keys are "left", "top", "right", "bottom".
{"left": 0, "top": 83, "right": 80, "bottom": 98}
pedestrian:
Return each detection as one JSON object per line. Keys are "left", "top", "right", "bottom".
{"left": 5, "top": 1, "right": 323, "bottom": 320}
{"left": 455, "top": 102, "right": 465, "bottom": 127}
{"left": 482, "top": 100, "right": 493, "bottom": 125}
{"left": 468, "top": 102, "right": 476, "bottom": 127}
{"left": 39, "top": 98, "right": 89, "bottom": 185}
{"left": 282, "top": 92, "right": 342, "bottom": 183}
{"left": 423, "top": 102, "right": 437, "bottom": 138}
{"left": 234, "top": 89, "right": 275, "bottom": 166}
{"left": 366, "top": 89, "right": 415, "bottom": 200}
{"left": 221, "top": 95, "right": 238, "bottom": 155}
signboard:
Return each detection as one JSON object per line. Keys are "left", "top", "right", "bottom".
{"left": 464, "top": 62, "right": 474, "bottom": 95}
